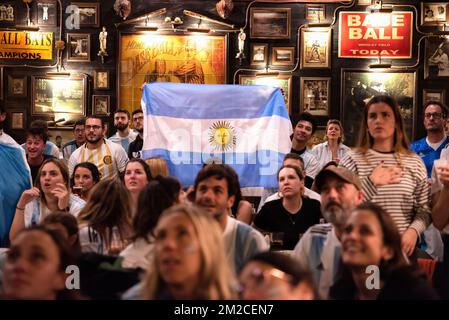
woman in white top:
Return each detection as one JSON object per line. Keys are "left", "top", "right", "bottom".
{"left": 312, "top": 119, "right": 351, "bottom": 170}
{"left": 10, "top": 158, "right": 85, "bottom": 240}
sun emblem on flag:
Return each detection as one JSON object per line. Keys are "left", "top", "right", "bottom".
{"left": 208, "top": 121, "right": 237, "bottom": 151}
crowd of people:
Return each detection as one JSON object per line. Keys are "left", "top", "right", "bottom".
{"left": 1, "top": 94, "right": 449, "bottom": 300}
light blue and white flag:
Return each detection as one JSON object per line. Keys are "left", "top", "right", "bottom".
{"left": 141, "top": 82, "right": 292, "bottom": 188}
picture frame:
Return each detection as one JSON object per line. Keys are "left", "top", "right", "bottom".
{"left": 32, "top": 75, "right": 87, "bottom": 116}
{"left": 94, "top": 70, "right": 110, "bottom": 90}
{"left": 250, "top": 8, "right": 291, "bottom": 39}
{"left": 239, "top": 74, "right": 292, "bottom": 114}
{"left": 424, "top": 37, "right": 449, "bottom": 79}
{"left": 37, "top": 0, "right": 57, "bottom": 26}
{"left": 341, "top": 69, "right": 416, "bottom": 147}
{"left": 0, "top": 2, "right": 15, "bottom": 25}
{"left": 92, "top": 95, "right": 110, "bottom": 115}
{"left": 300, "top": 77, "right": 331, "bottom": 117}
{"left": 421, "top": 3, "right": 448, "bottom": 26}
{"left": 67, "top": 33, "right": 91, "bottom": 62}
{"left": 272, "top": 47, "right": 295, "bottom": 66}
{"left": 250, "top": 44, "right": 268, "bottom": 66}
{"left": 423, "top": 88, "right": 446, "bottom": 105}
{"left": 305, "top": 4, "right": 325, "bottom": 22}
{"left": 10, "top": 111, "right": 25, "bottom": 130}
{"left": 8, "top": 75, "right": 27, "bottom": 98}
{"left": 71, "top": 2, "right": 100, "bottom": 27}
{"left": 300, "top": 28, "right": 331, "bottom": 69}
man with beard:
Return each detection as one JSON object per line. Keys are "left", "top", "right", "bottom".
{"left": 128, "top": 109, "right": 144, "bottom": 159}
{"left": 411, "top": 101, "right": 449, "bottom": 178}
{"left": 293, "top": 167, "right": 363, "bottom": 299}
{"left": 108, "top": 109, "right": 137, "bottom": 153}
{"left": 193, "top": 164, "right": 268, "bottom": 274}
{"left": 68, "top": 115, "right": 128, "bottom": 180}
{"left": 62, "top": 118, "right": 86, "bottom": 162}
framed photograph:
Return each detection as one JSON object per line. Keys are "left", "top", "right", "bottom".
{"left": 92, "top": 95, "right": 110, "bottom": 115}
{"left": 272, "top": 47, "right": 295, "bottom": 66}
{"left": 423, "top": 89, "right": 446, "bottom": 105}
{"left": 239, "top": 74, "right": 292, "bottom": 114}
{"left": 250, "top": 8, "right": 291, "bottom": 39}
{"left": 71, "top": 2, "right": 100, "bottom": 27}
{"left": 250, "top": 44, "right": 268, "bottom": 66}
{"left": 421, "top": 3, "right": 448, "bottom": 26}
{"left": 32, "top": 75, "right": 87, "bottom": 116}
{"left": 8, "top": 76, "right": 27, "bottom": 98}
{"left": 10, "top": 112, "right": 25, "bottom": 130}
{"left": 67, "top": 33, "right": 91, "bottom": 62}
{"left": 94, "top": 70, "right": 109, "bottom": 90}
{"left": 300, "top": 77, "right": 331, "bottom": 117}
{"left": 300, "top": 28, "right": 331, "bottom": 69}
{"left": 0, "top": 2, "right": 15, "bottom": 25}
{"left": 37, "top": 0, "right": 57, "bottom": 26}
{"left": 305, "top": 4, "right": 325, "bottom": 22}
{"left": 424, "top": 37, "right": 449, "bottom": 79}
{"left": 341, "top": 69, "right": 416, "bottom": 147}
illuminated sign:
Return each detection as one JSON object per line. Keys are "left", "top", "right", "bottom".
{"left": 0, "top": 31, "right": 53, "bottom": 60}
{"left": 338, "top": 11, "right": 413, "bottom": 59}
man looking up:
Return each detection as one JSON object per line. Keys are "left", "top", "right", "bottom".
{"left": 108, "top": 109, "right": 137, "bottom": 153}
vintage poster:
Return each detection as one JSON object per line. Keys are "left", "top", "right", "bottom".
{"left": 0, "top": 31, "right": 53, "bottom": 60}
{"left": 119, "top": 34, "right": 227, "bottom": 112}
{"left": 338, "top": 11, "right": 413, "bottom": 59}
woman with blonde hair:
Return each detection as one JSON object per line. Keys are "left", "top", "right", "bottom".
{"left": 312, "top": 119, "right": 350, "bottom": 169}
{"left": 340, "top": 95, "right": 432, "bottom": 257}
{"left": 77, "top": 178, "right": 132, "bottom": 255}
{"left": 140, "top": 204, "right": 236, "bottom": 299}
{"left": 145, "top": 157, "right": 169, "bottom": 177}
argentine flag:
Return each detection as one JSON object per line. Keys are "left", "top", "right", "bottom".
{"left": 141, "top": 82, "right": 292, "bottom": 188}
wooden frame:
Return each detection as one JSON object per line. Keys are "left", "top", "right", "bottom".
{"left": 10, "top": 111, "right": 25, "bottom": 130}
{"left": 250, "top": 43, "right": 268, "bottom": 66}
{"left": 272, "top": 47, "right": 295, "bottom": 66}
{"left": 92, "top": 95, "right": 110, "bottom": 115}
{"left": 7, "top": 75, "right": 27, "bottom": 98}
{"left": 32, "top": 75, "right": 87, "bottom": 116}
{"left": 300, "top": 77, "right": 331, "bottom": 117}
{"left": 421, "top": 3, "right": 448, "bottom": 26}
{"left": 424, "top": 37, "right": 449, "bottom": 79}
{"left": 250, "top": 8, "right": 291, "bottom": 39}
{"left": 94, "top": 70, "right": 110, "bottom": 90}
{"left": 340, "top": 69, "right": 416, "bottom": 147}
{"left": 71, "top": 2, "right": 100, "bottom": 27}
{"left": 37, "top": 0, "right": 57, "bottom": 26}
{"left": 300, "top": 28, "right": 331, "bottom": 69}
{"left": 423, "top": 88, "right": 446, "bottom": 105}
{"left": 305, "top": 4, "right": 325, "bottom": 22}
{"left": 67, "top": 33, "right": 91, "bottom": 62}
{"left": 239, "top": 74, "right": 292, "bottom": 114}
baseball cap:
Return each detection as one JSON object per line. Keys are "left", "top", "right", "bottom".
{"left": 314, "top": 167, "right": 362, "bottom": 192}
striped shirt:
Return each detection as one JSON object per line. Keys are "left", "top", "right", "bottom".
{"left": 312, "top": 141, "right": 351, "bottom": 170}
{"left": 108, "top": 130, "right": 138, "bottom": 153}
{"left": 291, "top": 147, "right": 320, "bottom": 178}
{"left": 62, "top": 139, "right": 80, "bottom": 162}
{"left": 68, "top": 139, "right": 128, "bottom": 180}
{"left": 340, "top": 149, "right": 431, "bottom": 235}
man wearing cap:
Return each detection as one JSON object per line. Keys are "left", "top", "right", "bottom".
{"left": 293, "top": 167, "right": 364, "bottom": 299}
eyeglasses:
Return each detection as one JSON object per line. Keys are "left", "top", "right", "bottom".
{"left": 85, "top": 125, "right": 102, "bottom": 130}
{"left": 424, "top": 112, "right": 443, "bottom": 119}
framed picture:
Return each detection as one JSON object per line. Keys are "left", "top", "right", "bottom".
{"left": 341, "top": 69, "right": 416, "bottom": 147}
{"left": 71, "top": 2, "right": 100, "bottom": 27}
{"left": 32, "top": 75, "right": 87, "bottom": 116}
{"left": 305, "top": 4, "right": 325, "bottom": 22}
{"left": 92, "top": 95, "right": 110, "bottom": 115}
{"left": 421, "top": 3, "right": 448, "bottom": 26}
{"left": 119, "top": 33, "right": 227, "bottom": 112}
{"left": 10, "top": 111, "right": 25, "bottom": 130}
{"left": 94, "top": 70, "right": 109, "bottom": 90}
{"left": 272, "top": 47, "right": 295, "bottom": 66}
{"left": 300, "top": 28, "right": 331, "bottom": 69}
{"left": 250, "top": 44, "right": 268, "bottom": 66}
{"left": 0, "top": 2, "right": 15, "bottom": 25}
{"left": 67, "top": 33, "right": 91, "bottom": 62}
{"left": 250, "top": 8, "right": 291, "bottom": 39}
{"left": 424, "top": 37, "right": 449, "bottom": 79}
{"left": 423, "top": 89, "right": 446, "bottom": 105}
{"left": 300, "top": 77, "right": 331, "bottom": 117}
{"left": 37, "top": 0, "right": 57, "bottom": 26}
{"left": 239, "top": 74, "right": 292, "bottom": 114}
{"left": 8, "top": 76, "right": 27, "bottom": 98}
